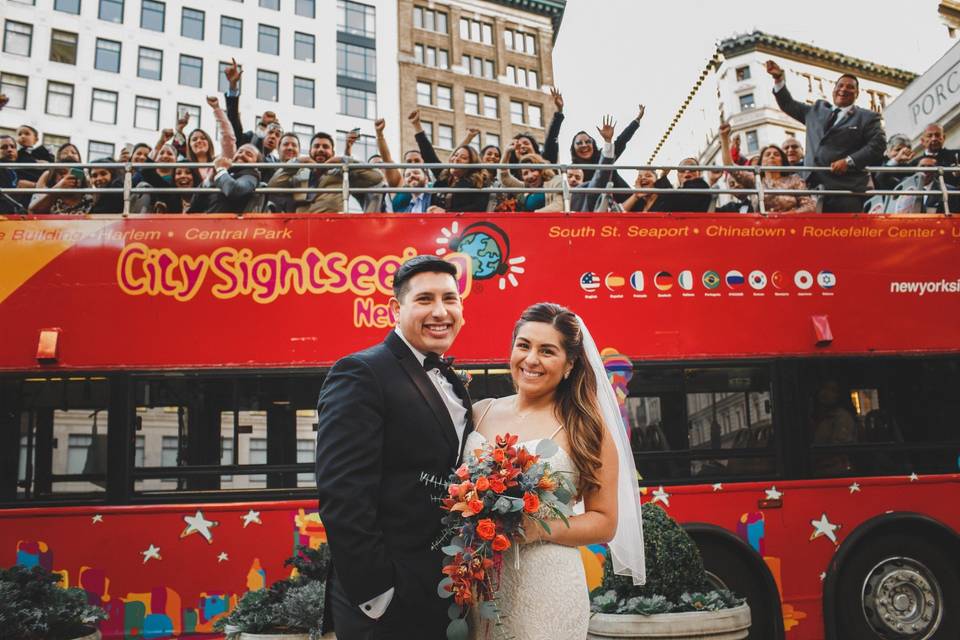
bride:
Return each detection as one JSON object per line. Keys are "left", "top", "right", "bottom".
{"left": 466, "top": 302, "right": 645, "bottom": 639}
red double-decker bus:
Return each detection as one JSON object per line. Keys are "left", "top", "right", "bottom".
{"left": 1, "top": 212, "right": 958, "bottom": 640}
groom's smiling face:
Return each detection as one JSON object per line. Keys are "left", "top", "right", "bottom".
{"left": 391, "top": 271, "right": 463, "bottom": 355}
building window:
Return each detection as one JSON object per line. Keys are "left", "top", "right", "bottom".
{"left": 486, "top": 132, "right": 500, "bottom": 149}
{"left": 294, "top": 31, "right": 314, "bottom": 62}
{"left": 249, "top": 438, "right": 267, "bottom": 486}
{"left": 256, "top": 69, "right": 278, "bottom": 102}
{"left": 0, "top": 73, "right": 27, "bottom": 109}
{"left": 337, "top": 85, "right": 376, "bottom": 119}
{"left": 295, "top": 0, "right": 314, "bottom": 18}
{"left": 465, "top": 91, "right": 479, "bottom": 116}
{"left": 337, "top": 42, "right": 376, "bottom": 81}
{"left": 99, "top": 0, "right": 124, "bottom": 22}
{"left": 50, "top": 29, "right": 78, "bottom": 64}
{"left": 437, "top": 124, "right": 454, "bottom": 150}
{"left": 505, "top": 29, "right": 536, "bottom": 55}
{"left": 258, "top": 24, "right": 279, "bottom": 55}
{"left": 220, "top": 16, "right": 242, "bottom": 47}
{"left": 90, "top": 88, "right": 118, "bottom": 123}
{"left": 528, "top": 104, "right": 542, "bottom": 128}
{"left": 420, "top": 120, "right": 433, "bottom": 143}
{"left": 293, "top": 76, "right": 314, "bottom": 108}
{"left": 292, "top": 122, "right": 314, "bottom": 149}
{"left": 94, "top": 38, "right": 121, "bottom": 73}
{"left": 529, "top": 70, "right": 539, "bottom": 89}
{"left": 297, "top": 439, "right": 314, "bottom": 485}
{"left": 88, "top": 140, "right": 115, "bottom": 160}
{"left": 735, "top": 65, "right": 751, "bottom": 81}
{"left": 138, "top": 46, "right": 162, "bottom": 80}
{"left": 54, "top": 0, "right": 81, "bottom": 13}
{"left": 460, "top": 18, "right": 493, "bottom": 45}
{"left": 179, "top": 54, "right": 202, "bottom": 88}
{"left": 4, "top": 21, "right": 32, "bottom": 57}
{"left": 134, "top": 95, "right": 160, "bottom": 130}
{"left": 161, "top": 435, "right": 178, "bottom": 468}
{"left": 181, "top": 7, "right": 204, "bottom": 40}
{"left": 339, "top": 1, "right": 376, "bottom": 37}
{"left": 483, "top": 95, "right": 498, "bottom": 119}
{"left": 416, "top": 81, "right": 432, "bottom": 107}
{"left": 745, "top": 130, "right": 759, "bottom": 153}
{"left": 413, "top": 5, "right": 446, "bottom": 34}
{"left": 739, "top": 93, "right": 755, "bottom": 111}
{"left": 220, "top": 437, "right": 233, "bottom": 482}
{"left": 67, "top": 435, "right": 93, "bottom": 474}
{"left": 141, "top": 0, "right": 165, "bottom": 31}
{"left": 45, "top": 81, "right": 74, "bottom": 117}
{"left": 436, "top": 85, "right": 452, "bottom": 110}
{"left": 414, "top": 44, "right": 448, "bottom": 70}
{"left": 177, "top": 102, "right": 201, "bottom": 129}
{"left": 259, "top": 0, "right": 279, "bottom": 9}
{"left": 510, "top": 100, "right": 523, "bottom": 125}
{"left": 462, "top": 56, "right": 494, "bottom": 80}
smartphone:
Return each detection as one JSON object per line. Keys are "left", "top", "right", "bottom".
{"left": 123, "top": 143, "right": 134, "bottom": 154}
{"left": 350, "top": 127, "right": 361, "bottom": 135}
{"left": 69, "top": 168, "right": 85, "bottom": 181}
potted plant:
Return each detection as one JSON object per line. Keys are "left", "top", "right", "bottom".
{"left": 0, "top": 564, "right": 107, "bottom": 640}
{"left": 214, "top": 544, "right": 330, "bottom": 640}
{"left": 588, "top": 503, "right": 751, "bottom": 639}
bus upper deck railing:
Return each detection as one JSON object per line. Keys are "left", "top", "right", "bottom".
{"left": 0, "top": 161, "right": 954, "bottom": 216}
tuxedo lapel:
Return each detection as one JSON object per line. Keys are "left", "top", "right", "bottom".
{"left": 385, "top": 332, "right": 459, "bottom": 455}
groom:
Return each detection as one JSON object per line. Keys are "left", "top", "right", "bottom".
{"left": 315, "top": 255, "right": 473, "bottom": 640}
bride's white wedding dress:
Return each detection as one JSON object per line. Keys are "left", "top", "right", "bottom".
{"left": 464, "top": 426, "right": 590, "bottom": 640}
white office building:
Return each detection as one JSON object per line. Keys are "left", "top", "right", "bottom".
{"left": 0, "top": 0, "right": 400, "bottom": 160}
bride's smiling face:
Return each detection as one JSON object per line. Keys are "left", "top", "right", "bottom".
{"left": 510, "top": 322, "right": 573, "bottom": 397}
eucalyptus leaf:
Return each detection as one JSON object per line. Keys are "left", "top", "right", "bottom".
{"left": 532, "top": 516, "right": 552, "bottom": 535}
{"left": 535, "top": 438, "right": 559, "bottom": 458}
{"left": 437, "top": 577, "right": 454, "bottom": 598}
{"left": 446, "top": 617, "right": 469, "bottom": 640}
{"left": 448, "top": 602, "right": 463, "bottom": 620}
{"left": 451, "top": 535, "right": 465, "bottom": 548}
{"left": 478, "top": 600, "right": 498, "bottom": 620}
{"left": 441, "top": 544, "right": 463, "bottom": 556}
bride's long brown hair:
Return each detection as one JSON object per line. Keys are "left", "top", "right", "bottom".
{"left": 512, "top": 302, "right": 605, "bottom": 497}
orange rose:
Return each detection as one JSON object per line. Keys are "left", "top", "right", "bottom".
{"left": 475, "top": 518, "right": 496, "bottom": 540}
{"left": 489, "top": 477, "right": 506, "bottom": 493}
{"left": 492, "top": 534, "right": 511, "bottom": 552}
{"left": 455, "top": 464, "right": 469, "bottom": 480}
{"left": 523, "top": 492, "right": 540, "bottom": 514}
{"left": 475, "top": 476, "right": 490, "bottom": 492}
{"left": 492, "top": 448, "right": 506, "bottom": 464}
{"left": 467, "top": 499, "right": 484, "bottom": 515}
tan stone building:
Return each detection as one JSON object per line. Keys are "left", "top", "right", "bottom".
{"left": 396, "top": 0, "right": 566, "bottom": 158}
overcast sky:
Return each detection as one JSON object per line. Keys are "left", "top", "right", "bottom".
{"left": 551, "top": 0, "right": 955, "bottom": 167}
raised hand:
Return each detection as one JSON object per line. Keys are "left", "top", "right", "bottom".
{"left": 374, "top": 118, "right": 386, "bottom": 137}
{"left": 465, "top": 127, "right": 480, "bottom": 140}
{"left": 206, "top": 95, "right": 220, "bottom": 108}
{"left": 635, "top": 104, "right": 646, "bottom": 122}
{"left": 408, "top": 109, "right": 423, "bottom": 132}
{"left": 718, "top": 121, "right": 731, "bottom": 139}
{"left": 54, "top": 173, "right": 78, "bottom": 189}
{"left": 176, "top": 111, "right": 190, "bottom": 132}
{"left": 550, "top": 87, "right": 564, "bottom": 112}
{"left": 261, "top": 111, "right": 277, "bottom": 126}
{"left": 160, "top": 128, "right": 175, "bottom": 142}
{"left": 0, "top": 93, "right": 8, "bottom": 110}
{"left": 596, "top": 115, "right": 616, "bottom": 143}
{"left": 118, "top": 147, "right": 131, "bottom": 163}
{"left": 224, "top": 58, "right": 243, "bottom": 90}
{"left": 345, "top": 129, "right": 359, "bottom": 156}
{"left": 215, "top": 156, "right": 233, "bottom": 170}
{"left": 765, "top": 60, "right": 784, "bottom": 82}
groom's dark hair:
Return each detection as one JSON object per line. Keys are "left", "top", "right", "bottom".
{"left": 393, "top": 255, "right": 458, "bottom": 301}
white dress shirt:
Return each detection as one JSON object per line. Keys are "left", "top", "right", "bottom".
{"left": 359, "top": 327, "right": 468, "bottom": 619}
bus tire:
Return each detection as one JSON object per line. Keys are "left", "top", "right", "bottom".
{"left": 836, "top": 533, "right": 959, "bottom": 639}
{"left": 694, "top": 534, "right": 783, "bottom": 640}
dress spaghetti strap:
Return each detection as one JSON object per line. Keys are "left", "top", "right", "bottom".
{"left": 547, "top": 424, "right": 564, "bottom": 440}
{"left": 474, "top": 398, "right": 497, "bottom": 430}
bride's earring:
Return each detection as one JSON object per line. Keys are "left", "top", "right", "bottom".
{"left": 563, "top": 370, "right": 571, "bottom": 380}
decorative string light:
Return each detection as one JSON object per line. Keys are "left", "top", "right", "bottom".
{"left": 648, "top": 49, "right": 724, "bottom": 163}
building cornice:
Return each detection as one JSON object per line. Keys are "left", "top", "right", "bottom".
{"left": 484, "top": 0, "right": 566, "bottom": 40}
{"left": 719, "top": 30, "right": 917, "bottom": 88}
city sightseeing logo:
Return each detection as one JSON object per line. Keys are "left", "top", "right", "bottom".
{"left": 580, "top": 269, "right": 837, "bottom": 295}
{"left": 435, "top": 221, "right": 526, "bottom": 290}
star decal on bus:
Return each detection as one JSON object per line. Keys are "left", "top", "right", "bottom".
{"left": 91, "top": 514, "right": 103, "bottom": 524}
{"left": 141, "top": 544, "right": 161, "bottom": 564}
{"left": 848, "top": 482, "right": 861, "bottom": 494}
{"left": 242, "top": 509, "right": 262, "bottom": 528}
{"left": 651, "top": 486, "right": 670, "bottom": 507}
{"left": 764, "top": 486, "right": 783, "bottom": 500}
{"left": 809, "top": 513, "right": 840, "bottom": 545}
{"left": 712, "top": 483, "right": 723, "bottom": 491}
{"left": 909, "top": 473, "right": 919, "bottom": 482}
{"left": 217, "top": 552, "right": 229, "bottom": 563}
{"left": 181, "top": 510, "right": 218, "bottom": 544}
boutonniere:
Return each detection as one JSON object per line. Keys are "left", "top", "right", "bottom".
{"left": 456, "top": 369, "right": 472, "bottom": 388}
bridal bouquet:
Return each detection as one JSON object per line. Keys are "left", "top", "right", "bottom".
{"left": 437, "top": 433, "right": 574, "bottom": 639}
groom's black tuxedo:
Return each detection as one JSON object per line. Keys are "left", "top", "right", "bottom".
{"left": 315, "top": 330, "right": 473, "bottom": 639}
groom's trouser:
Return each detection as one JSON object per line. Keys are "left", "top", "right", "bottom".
{"left": 328, "top": 567, "right": 446, "bottom": 640}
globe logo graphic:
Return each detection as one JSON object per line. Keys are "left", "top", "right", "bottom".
{"left": 455, "top": 230, "right": 503, "bottom": 279}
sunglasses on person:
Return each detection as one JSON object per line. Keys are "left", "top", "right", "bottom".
{"left": 574, "top": 139, "right": 594, "bottom": 147}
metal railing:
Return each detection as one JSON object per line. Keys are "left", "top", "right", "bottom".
{"left": 1, "top": 161, "right": 954, "bottom": 216}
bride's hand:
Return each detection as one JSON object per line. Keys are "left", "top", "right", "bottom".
{"left": 521, "top": 516, "right": 545, "bottom": 544}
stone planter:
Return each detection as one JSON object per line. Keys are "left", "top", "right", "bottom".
{"left": 588, "top": 603, "right": 751, "bottom": 639}
{"left": 72, "top": 629, "right": 101, "bottom": 640}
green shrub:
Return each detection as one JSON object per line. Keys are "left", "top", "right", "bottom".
{"left": 590, "top": 503, "right": 743, "bottom": 615}
{"left": 0, "top": 565, "right": 107, "bottom": 640}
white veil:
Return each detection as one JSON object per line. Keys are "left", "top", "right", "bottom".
{"left": 577, "top": 315, "right": 646, "bottom": 585}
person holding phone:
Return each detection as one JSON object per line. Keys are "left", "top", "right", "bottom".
{"left": 28, "top": 143, "right": 95, "bottom": 214}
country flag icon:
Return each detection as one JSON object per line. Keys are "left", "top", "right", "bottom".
{"left": 580, "top": 272, "right": 600, "bottom": 292}
{"left": 817, "top": 270, "right": 837, "bottom": 289}
{"left": 629, "top": 271, "right": 644, "bottom": 292}
{"left": 795, "top": 270, "right": 814, "bottom": 290}
{"left": 725, "top": 270, "right": 745, "bottom": 288}
{"left": 702, "top": 270, "right": 721, "bottom": 289}
{"left": 749, "top": 270, "right": 768, "bottom": 290}
{"left": 605, "top": 272, "right": 625, "bottom": 291}
{"left": 654, "top": 271, "right": 674, "bottom": 291}
{"left": 678, "top": 270, "right": 694, "bottom": 291}
{"left": 771, "top": 271, "right": 786, "bottom": 289}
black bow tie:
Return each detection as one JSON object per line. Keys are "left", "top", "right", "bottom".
{"left": 423, "top": 352, "right": 455, "bottom": 373}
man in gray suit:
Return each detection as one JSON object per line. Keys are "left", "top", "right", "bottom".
{"left": 766, "top": 60, "right": 886, "bottom": 213}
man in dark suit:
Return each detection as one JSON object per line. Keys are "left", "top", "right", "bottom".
{"left": 913, "top": 124, "right": 959, "bottom": 186}
{"left": 316, "top": 255, "right": 472, "bottom": 640}
{"left": 766, "top": 60, "right": 886, "bottom": 213}
{"left": 187, "top": 144, "right": 263, "bottom": 213}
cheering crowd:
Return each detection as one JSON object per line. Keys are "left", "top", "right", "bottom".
{"left": 1, "top": 58, "right": 958, "bottom": 215}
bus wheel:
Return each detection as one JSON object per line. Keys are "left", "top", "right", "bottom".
{"left": 696, "top": 537, "right": 782, "bottom": 640}
{"left": 837, "top": 534, "right": 959, "bottom": 639}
